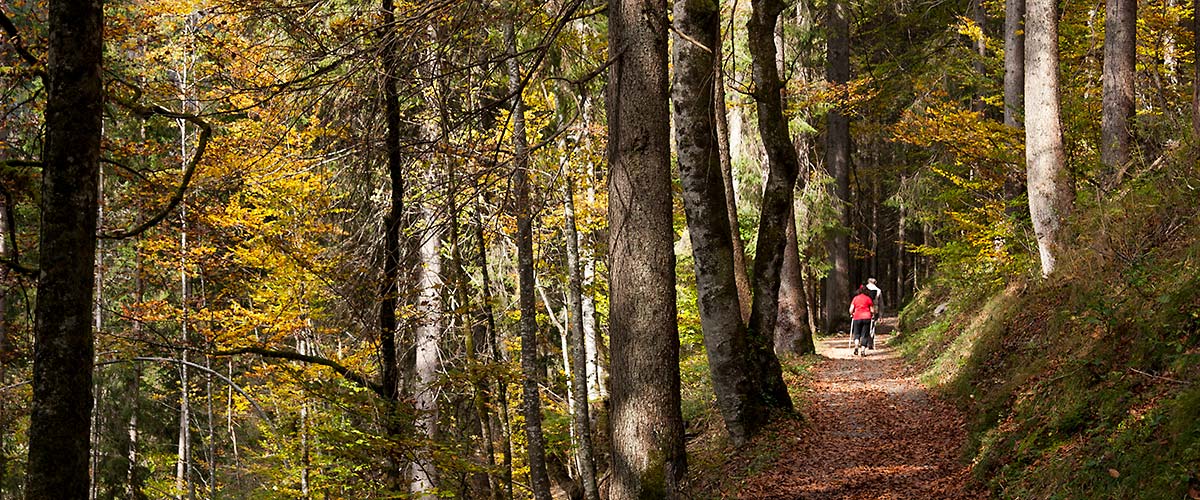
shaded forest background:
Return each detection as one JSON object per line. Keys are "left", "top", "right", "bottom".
{"left": 1, "top": 0, "right": 1198, "bottom": 496}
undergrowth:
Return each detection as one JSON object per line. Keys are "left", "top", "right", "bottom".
{"left": 682, "top": 353, "right": 817, "bottom": 497}
{"left": 897, "top": 152, "right": 1200, "bottom": 498}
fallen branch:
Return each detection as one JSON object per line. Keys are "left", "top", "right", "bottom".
{"left": 1130, "top": 367, "right": 1191, "bottom": 385}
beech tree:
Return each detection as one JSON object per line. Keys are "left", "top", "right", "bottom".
{"left": 24, "top": 0, "right": 103, "bottom": 495}
{"left": 745, "top": 0, "right": 798, "bottom": 411}
{"left": 1004, "top": 0, "right": 1027, "bottom": 205}
{"left": 505, "top": 14, "right": 553, "bottom": 500}
{"left": 672, "top": 0, "right": 764, "bottom": 445}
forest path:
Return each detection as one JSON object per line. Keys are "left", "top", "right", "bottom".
{"left": 736, "top": 319, "right": 985, "bottom": 499}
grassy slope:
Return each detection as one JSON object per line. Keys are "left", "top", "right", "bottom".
{"left": 896, "top": 161, "right": 1200, "bottom": 498}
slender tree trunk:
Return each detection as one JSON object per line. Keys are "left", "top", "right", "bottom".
{"left": 460, "top": 204, "right": 496, "bottom": 500}
{"left": 1004, "top": 0, "right": 1026, "bottom": 212}
{"left": 802, "top": 260, "right": 820, "bottom": 337}
{"left": 607, "top": 0, "right": 686, "bottom": 495}
{"left": 896, "top": 196, "right": 907, "bottom": 306}
{"left": 410, "top": 207, "right": 442, "bottom": 498}
{"left": 504, "top": 15, "right": 553, "bottom": 500}
{"left": 1194, "top": 0, "right": 1200, "bottom": 138}
{"left": 745, "top": 0, "right": 798, "bottom": 410}
{"left": 672, "top": 0, "right": 766, "bottom": 445}
{"left": 176, "top": 304, "right": 192, "bottom": 500}
{"left": 378, "top": 0, "right": 403, "bottom": 414}
{"left": 824, "top": 0, "right": 853, "bottom": 335}
{"left": 714, "top": 38, "right": 754, "bottom": 324}
{"left": 475, "top": 198, "right": 512, "bottom": 500}
{"left": 1101, "top": 0, "right": 1136, "bottom": 187}
{"left": 0, "top": 195, "right": 9, "bottom": 498}
{"left": 1025, "top": 0, "right": 1074, "bottom": 276}
{"left": 24, "top": 0, "right": 102, "bottom": 494}
{"left": 579, "top": 117, "right": 606, "bottom": 401}
{"left": 564, "top": 176, "right": 600, "bottom": 500}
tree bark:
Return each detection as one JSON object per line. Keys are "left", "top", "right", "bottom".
{"left": 745, "top": 0, "right": 797, "bottom": 411}
{"left": 714, "top": 37, "right": 754, "bottom": 324}
{"left": 1101, "top": 0, "right": 1136, "bottom": 187}
{"left": 1003, "top": 0, "right": 1026, "bottom": 210}
{"left": 824, "top": 0, "right": 853, "bottom": 335}
{"left": 672, "top": 0, "right": 766, "bottom": 446}
{"left": 607, "top": 0, "right": 686, "bottom": 495}
{"left": 504, "top": 15, "right": 553, "bottom": 500}
{"left": 410, "top": 207, "right": 442, "bottom": 498}
{"left": 25, "top": 0, "right": 103, "bottom": 496}
{"left": 475, "top": 197, "right": 513, "bottom": 500}
{"left": 378, "top": 0, "right": 403, "bottom": 407}
{"left": 564, "top": 175, "right": 600, "bottom": 500}
{"left": 776, "top": 206, "right": 814, "bottom": 354}
{"left": 1025, "top": 0, "right": 1074, "bottom": 276}
{"left": 1194, "top": 0, "right": 1200, "bottom": 138}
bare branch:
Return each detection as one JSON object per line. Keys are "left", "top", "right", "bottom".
{"left": 100, "top": 96, "right": 213, "bottom": 240}
{"left": 97, "top": 356, "right": 274, "bottom": 425}
{"left": 212, "top": 346, "right": 388, "bottom": 399}
{"left": 0, "top": 9, "right": 47, "bottom": 80}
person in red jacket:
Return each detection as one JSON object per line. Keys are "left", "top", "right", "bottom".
{"left": 849, "top": 286, "right": 876, "bottom": 356}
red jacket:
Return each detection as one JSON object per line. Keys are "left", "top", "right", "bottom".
{"left": 850, "top": 294, "right": 874, "bottom": 321}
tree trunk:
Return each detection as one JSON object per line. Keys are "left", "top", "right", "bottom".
{"left": 460, "top": 202, "right": 496, "bottom": 500}
{"left": 714, "top": 37, "right": 754, "bottom": 324}
{"left": 378, "top": 0, "right": 403, "bottom": 409}
{"left": 745, "top": 0, "right": 798, "bottom": 411}
{"left": 1003, "top": 0, "right": 1027, "bottom": 213}
{"left": 24, "top": 0, "right": 102, "bottom": 495}
{"left": 1194, "top": 0, "right": 1199, "bottom": 138}
{"left": 1025, "top": 0, "right": 1074, "bottom": 276}
{"left": 475, "top": 197, "right": 513, "bottom": 500}
{"left": 410, "top": 207, "right": 442, "bottom": 498}
{"left": 1004, "top": 0, "right": 1025, "bottom": 129}
{"left": 564, "top": 176, "right": 600, "bottom": 500}
{"left": 824, "top": 0, "right": 853, "bottom": 335}
{"left": 607, "top": 0, "right": 686, "bottom": 496}
{"left": 672, "top": 0, "right": 766, "bottom": 446}
{"left": 504, "top": 15, "right": 553, "bottom": 500}
{"left": 1101, "top": 0, "right": 1136, "bottom": 187}
{"left": 896, "top": 195, "right": 906, "bottom": 306}
{"left": 776, "top": 206, "right": 814, "bottom": 354}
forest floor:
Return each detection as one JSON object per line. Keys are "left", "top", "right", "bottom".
{"left": 710, "top": 319, "right": 987, "bottom": 499}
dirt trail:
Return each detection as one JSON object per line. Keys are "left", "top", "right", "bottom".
{"left": 737, "top": 320, "right": 985, "bottom": 499}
